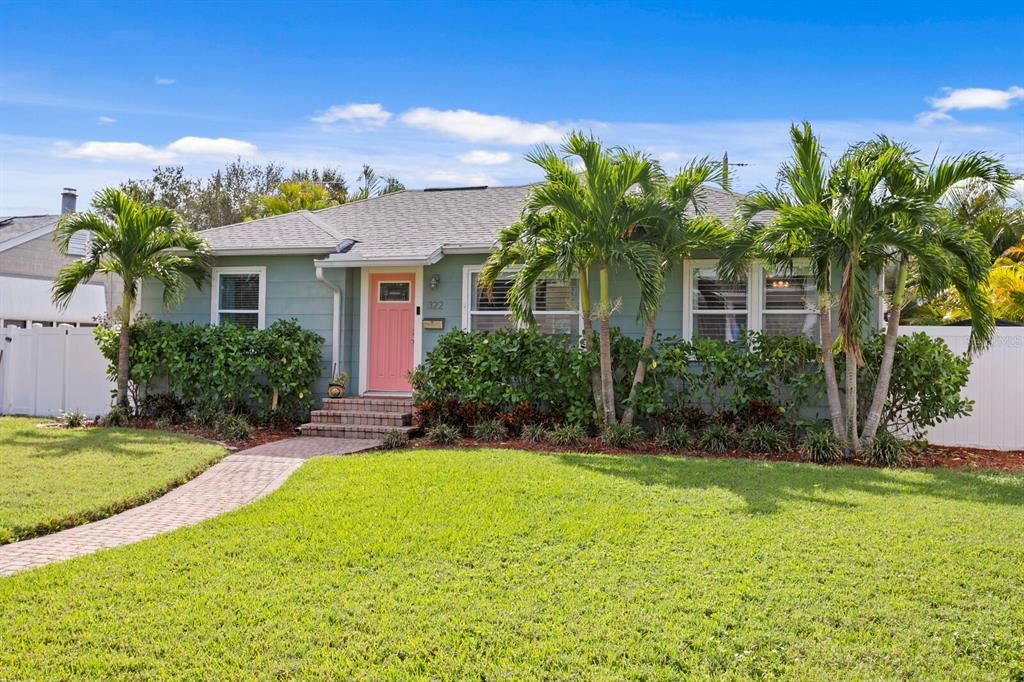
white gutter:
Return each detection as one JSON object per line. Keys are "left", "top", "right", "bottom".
{"left": 314, "top": 266, "right": 342, "bottom": 377}
{"left": 313, "top": 243, "right": 494, "bottom": 268}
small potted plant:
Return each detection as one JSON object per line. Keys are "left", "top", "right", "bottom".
{"left": 328, "top": 372, "right": 348, "bottom": 398}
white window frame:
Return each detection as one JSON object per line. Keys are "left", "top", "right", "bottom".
{"left": 755, "top": 260, "right": 819, "bottom": 338}
{"left": 210, "top": 266, "right": 266, "bottom": 330}
{"left": 682, "top": 259, "right": 817, "bottom": 340}
{"left": 461, "top": 264, "right": 583, "bottom": 333}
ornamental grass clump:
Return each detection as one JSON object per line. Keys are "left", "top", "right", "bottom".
{"left": 521, "top": 423, "right": 549, "bottom": 444}
{"left": 56, "top": 410, "right": 87, "bottom": 428}
{"left": 602, "top": 423, "right": 646, "bottom": 449}
{"left": 427, "top": 423, "right": 460, "bottom": 445}
{"left": 739, "top": 424, "right": 789, "bottom": 454}
{"left": 698, "top": 424, "right": 737, "bottom": 452}
{"left": 801, "top": 429, "right": 844, "bottom": 464}
{"left": 215, "top": 413, "right": 250, "bottom": 442}
{"left": 547, "top": 424, "right": 586, "bottom": 448}
{"left": 655, "top": 425, "right": 691, "bottom": 452}
{"left": 380, "top": 430, "right": 409, "bottom": 450}
{"left": 472, "top": 419, "right": 508, "bottom": 442}
{"left": 866, "top": 431, "right": 907, "bottom": 467}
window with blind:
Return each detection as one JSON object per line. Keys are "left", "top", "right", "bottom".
{"left": 466, "top": 269, "right": 579, "bottom": 335}
{"left": 762, "top": 266, "right": 819, "bottom": 339}
{"left": 691, "top": 265, "right": 748, "bottom": 342}
{"left": 212, "top": 269, "right": 264, "bottom": 329}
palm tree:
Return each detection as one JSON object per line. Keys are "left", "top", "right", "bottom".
{"left": 721, "top": 122, "right": 849, "bottom": 440}
{"left": 620, "top": 157, "right": 732, "bottom": 425}
{"left": 859, "top": 146, "right": 1009, "bottom": 444}
{"left": 482, "top": 132, "right": 665, "bottom": 425}
{"left": 52, "top": 189, "right": 211, "bottom": 408}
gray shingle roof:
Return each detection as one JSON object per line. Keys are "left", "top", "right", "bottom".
{"left": 199, "top": 184, "right": 751, "bottom": 261}
{"left": 0, "top": 214, "right": 59, "bottom": 246}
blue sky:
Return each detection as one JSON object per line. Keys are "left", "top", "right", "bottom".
{"left": 2, "top": 1, "right": 1023, "bottom": 214}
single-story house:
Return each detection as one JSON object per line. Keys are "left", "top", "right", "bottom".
{"left": 0, "top": 189, "right": 121, "bottom": 328}
{"left": 141, "top": 183, "right": 843, "bottom": 403}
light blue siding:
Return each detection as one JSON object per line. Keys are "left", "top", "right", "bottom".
{"left": 142, "top": 251, "right": 881, "bottom": 402}
{"left": 141, "top": 255, "right": 337, "bottom": 398}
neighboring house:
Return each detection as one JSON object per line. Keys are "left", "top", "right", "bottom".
{"left": 141, "top": 183, "right": 845, "bottom": 402}
{"left": 0, "top": 189, "right": 121, "bottom": 328}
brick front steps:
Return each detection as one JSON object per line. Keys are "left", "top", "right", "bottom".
{"left": 299, "top": 396, "right": 416, "bottom": 440}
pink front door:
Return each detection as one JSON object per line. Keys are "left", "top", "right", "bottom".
{"left": 367, "top": 273, "right": 416, "bottom": 392}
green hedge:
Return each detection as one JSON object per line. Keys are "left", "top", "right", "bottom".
{"left": 94, "top": 317, "right": 324, "bottom": 421}
{"left": 412, "top": 327, "right": 972, "bottom": 438}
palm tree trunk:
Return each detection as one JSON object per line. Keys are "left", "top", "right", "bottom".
{"left": 598, "top": 265, "right": 616, "bottom": 425}
{"left": 117, "top": 290, "right": 133, "bottom": 410}
{"left": 861, "top": 261, "right": 907, "bottom": 444}
{"left": 819, "top": 293, "right": 846, "bottom": 439}
{"left": 579, "top": 270, "right": 604, "bottom": 419}
{"left": 845, "top": 347, "right": 860, "bottom": 455}
{"left": 622, "top": 316, "right": 656, "bottom": 426}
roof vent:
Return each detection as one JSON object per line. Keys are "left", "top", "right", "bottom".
{"left": 423, "top": 186, "right": 488, "bottom": 192}
{"left": 336, "top": 238, "right": 358, "bottom": 254}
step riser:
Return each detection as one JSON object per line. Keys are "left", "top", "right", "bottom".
{"left": 320, "top": 398, "right": 413, "bottom": 413}
{"left": 299, "top": 424, "right": 416, "bottom": 439}
{"left": 310, "top": 412, "right": 411, "bottom": 427}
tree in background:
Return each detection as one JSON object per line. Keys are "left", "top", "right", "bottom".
{"left": 51, "top": 189, "right": 211, "bottom": 408}
{"left": 121, "top": 161, "right": 404, "bottom": 228}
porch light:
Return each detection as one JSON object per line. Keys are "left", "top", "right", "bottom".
{"left": 430, "top": 274, "right": 440, "bottom": 289}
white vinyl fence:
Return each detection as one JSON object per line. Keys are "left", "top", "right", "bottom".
{"left": 0, "top": 326, "right": 113, "bottom": 418}
{"left": 899, "top": 326, "right": 1024, "bottom": 451}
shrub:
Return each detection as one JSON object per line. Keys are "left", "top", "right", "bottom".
{"left": 698, "top": 424, "right": 737, "bottom": 452}
{"left": 380, "top": 430, "right": 409, "bottom": 450}
{"left": 655, "top": 425, "right": 691, "bottom": 451}
{"left": 866, "top": 431, "right": 907, "bottom": 467}
{"left": 56, "top": 409, "right": 86, "bottom": 428}
{"left": 801, "top": 429, "right": 844, "bottom": 464}
{"left": 140, "top": 392, "right": 189, "bottom": 424}
{"left": 739, "top": 424, "right": 789, "bottom": 454}
{"left": 602, "top": 422, "right": 645, "bottom": 449}
{"left": 854, "top": 331, "right": 973, "bottom": 439}
{"left": 410, "top": 328, "right": 597, "bottom": 431}
{"left": 187, "top": 405, "right": 218, "bottom": 428}
{"left": 473, "top": 419, "right": 508, "bottom": 442}
{"left": 521, "top": 423, "right": 549, "bottom": 443}
{"left": 427, "top": 423, "right": 461, "bottom": 445}
{"left": 548, "top": 423, "right": 586, "bottom": 448}
{"left": 215, "top": 413, "right": 251, "bottom": 442}
{"left": 94, "top": 317, "right": 324, "bottom": 419}
{"left": 99, "top": 405, "right": 130, "bottom": 427}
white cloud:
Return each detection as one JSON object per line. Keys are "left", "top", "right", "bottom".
{"left": 914, "top": 110, "right": 953, "bottom": 126}
{"left": 58, "top": 140, "right": 174, "bottom": 162}
{"left": 929, "top": 86, "right": 1024, "bottom": 112}
{"left": 312, "top": 103, "right": 392, "bottom": 125}
{"left": 456, "top": 149, "right": 513, "bottom": 165}
{"left": 917, "top": 85, "right": 1024, "bottom": 126}
{"left": 57, "top": 136, "right": 256, "bottom": 163}
{"left": 401, "top": 108, "right": 563, "bottom": 145}
{"left": 154, "top": 76, "right": 176, "bottom": 86}
{"left": 422, "top": 169, "right": 495, "bottom": 186}
{"left": 97, "top": 116, "right": 117, "bottom": 125}
{"left": 165, "top": 136, "right": 257, "bottom": 157}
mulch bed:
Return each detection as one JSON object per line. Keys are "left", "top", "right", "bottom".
{"left": 407, "top": 436, "right": 1024, "bottom": 473}
{"left": 125, "top": 420, "right": 296, "bottom": 451}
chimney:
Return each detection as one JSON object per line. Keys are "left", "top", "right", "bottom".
{"left": 61, "top": 188, "right": 77, "bottom": 214}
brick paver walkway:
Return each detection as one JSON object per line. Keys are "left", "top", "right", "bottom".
{"left": 0, "top": 438, "right": 377, "bottom": 577}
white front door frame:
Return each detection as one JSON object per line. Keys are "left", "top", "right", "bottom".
{"left": 358, "top": 266, "right": 423, "bottom": 395}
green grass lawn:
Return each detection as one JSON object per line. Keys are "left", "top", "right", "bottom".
{"left": 0, "top": 416, "right": 226, "bottom": 543}
{"left": 2, "top": 448, "right": 1023, "bottom": 679}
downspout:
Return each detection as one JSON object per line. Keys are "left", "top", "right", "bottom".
{"left": 315, "top": 266, "right": 342, "bottom": 379}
